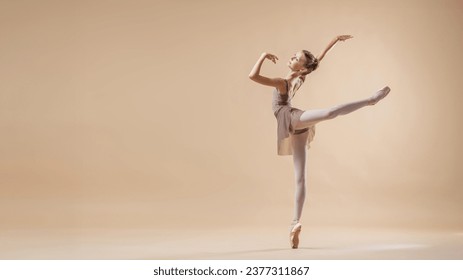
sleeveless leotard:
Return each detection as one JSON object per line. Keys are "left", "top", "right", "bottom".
{"left": 272, "top": 79, "right": 316, "bottom": 156}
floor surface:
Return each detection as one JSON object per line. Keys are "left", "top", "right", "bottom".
{"left": 1, "top": 226, "right": 462, "bottom": 259}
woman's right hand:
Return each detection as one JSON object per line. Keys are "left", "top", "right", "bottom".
{"left": 261, "top": 52, "right": 278, "bottom": 64}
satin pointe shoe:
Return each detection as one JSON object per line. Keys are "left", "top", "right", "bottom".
{"left": 369, "top": 86, "right": 391, "bottom": 105}
{"left": 290, "top": 222, "right": 302, "bottom": 249}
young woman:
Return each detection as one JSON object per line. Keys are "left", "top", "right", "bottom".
{"left": 248, "top": 35, "right": 390, "bottom": 249}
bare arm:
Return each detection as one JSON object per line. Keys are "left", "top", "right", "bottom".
{"left": 249, "top": 52, "right": 285, "bottom": 89}
{"left": 297, "top": 35, "right": 354, "bottom": 78}
{"left": 317, "top": 35, "right": 353, "bottom": 63}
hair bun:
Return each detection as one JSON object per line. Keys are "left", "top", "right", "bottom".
{"left": 311, "top": 58, "right": 319, "bottom": 70}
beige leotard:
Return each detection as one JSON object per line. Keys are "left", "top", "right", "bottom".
{"left": 272, "top": 79, "right": 315, "bottom": 155}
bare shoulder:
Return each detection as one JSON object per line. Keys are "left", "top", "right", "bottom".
{"left": 249, "top": 75, "right": 286, "bottom": 93}
{"left": 275, "top": 77, "right": 288, "bottom": 94}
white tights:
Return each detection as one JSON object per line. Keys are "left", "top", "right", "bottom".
{"left": 291, "top": 131, "right": 309, "bottom": 224}
{"left": 289, "top": 87, "right": 390, "bottom": 223}
{"left": 294, "top": 98, "right": 372, "bottom": 130}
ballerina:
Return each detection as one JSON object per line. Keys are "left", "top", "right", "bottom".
{"left": 248, "top": 35, "right": 390, "bottom": 249}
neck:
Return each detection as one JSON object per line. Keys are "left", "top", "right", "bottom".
{"left": 286, "top": 70, "right": 301, "bottom": 80}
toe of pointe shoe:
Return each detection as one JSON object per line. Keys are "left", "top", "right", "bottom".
{"left": 290, "top": 223, "right": 302, "bottom": 249}
{"left": 383, "top": 86, "right": 391, "bottom": 93}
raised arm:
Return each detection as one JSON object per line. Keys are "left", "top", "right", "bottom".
{"left": 317, "top": 35, "right": 353, "bottom": 63}
{"left": 249, "top": 52, "right": 285, "bottom": 89}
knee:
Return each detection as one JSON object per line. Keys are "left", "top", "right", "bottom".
{"left": 295, "top": 176, "right": 306, "bottom": 187}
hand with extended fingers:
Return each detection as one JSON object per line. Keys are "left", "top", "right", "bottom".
{"left": 336, "top": 35, "right": 353, "bottom": 42}
{"left": 261, "top": 52, "right": 279, "bottom": 64}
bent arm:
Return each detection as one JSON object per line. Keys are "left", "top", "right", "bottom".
{"left": 249, "top": 53, "right": 284, "bottom": 88}
{"left": 248, "top": 53, "right": 266, "bottom": 79}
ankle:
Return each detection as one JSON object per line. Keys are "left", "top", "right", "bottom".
{"left": 367, "top": 97, "right": 375, "bottom": 106}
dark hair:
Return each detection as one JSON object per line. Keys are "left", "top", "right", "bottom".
{"left": 302, "top": 50, "right": 319, "bottom": 72}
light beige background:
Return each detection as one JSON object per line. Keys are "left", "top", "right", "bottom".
{"left": 1, "top": 0, "right": 462, "bottom": 258}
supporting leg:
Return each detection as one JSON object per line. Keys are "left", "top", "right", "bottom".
{"left": 290, "top": 131, "right": 309, "bottom": 249}
{"left": 291, "top": 131, "right": 308, "bottom": 223}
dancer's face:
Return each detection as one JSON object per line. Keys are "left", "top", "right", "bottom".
{"left": 287, "top": 51, "right": 308, "bottom": 71}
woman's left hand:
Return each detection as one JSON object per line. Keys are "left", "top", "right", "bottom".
{"left": 336, "top": 35, "right": 353, "bottom": 42}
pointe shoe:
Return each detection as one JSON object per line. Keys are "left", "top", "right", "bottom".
{"left": 369, "top": 86, "right": 391, "bottom": 105}
{"left": 290, "top": 222, "right": 302, "bottom": 249}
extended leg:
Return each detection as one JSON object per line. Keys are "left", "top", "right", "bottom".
{"left": 294, "top": 86, "right": 390, "bottom": 130}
